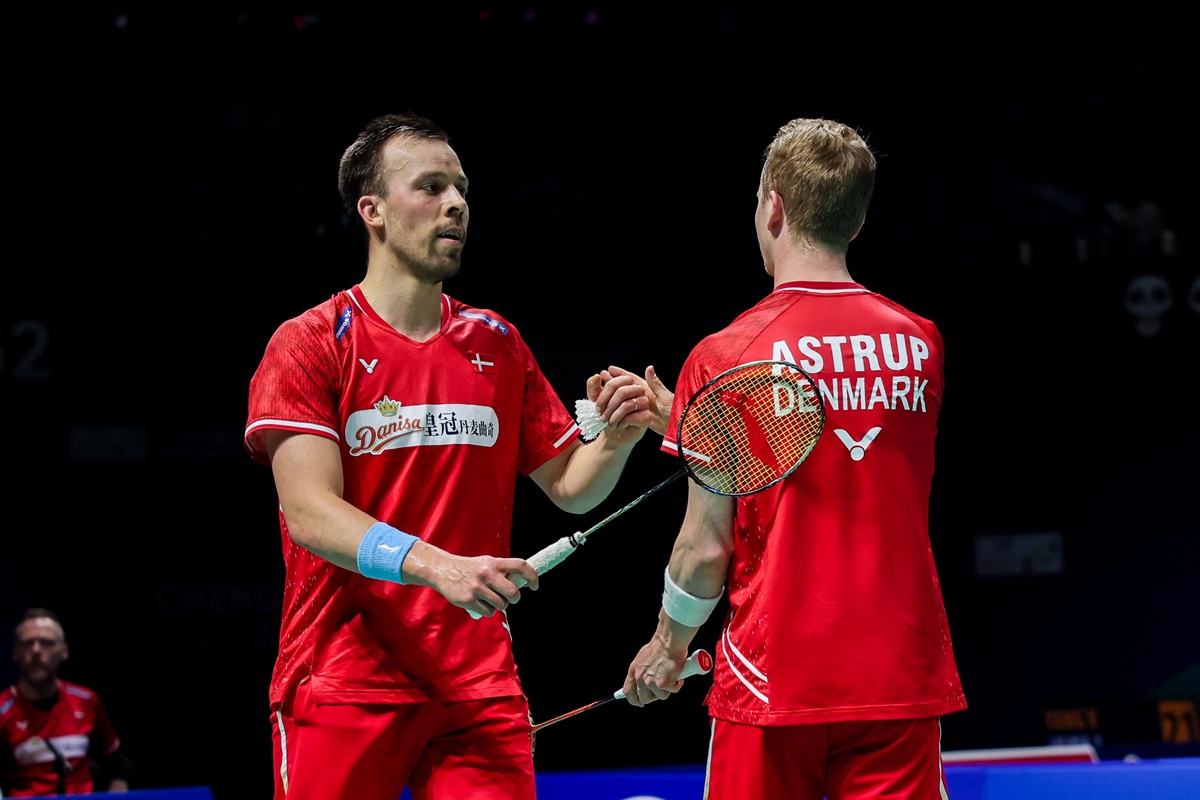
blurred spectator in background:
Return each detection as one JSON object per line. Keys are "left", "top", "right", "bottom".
{"left": 0, "top": 608, "right": 134, "bottom": 796}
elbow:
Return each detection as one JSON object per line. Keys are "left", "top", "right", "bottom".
{"left": 285, "top": 520, "right": 334, "bottom": 557}
{"left": 280, "top": 506, "right": 324, "bottom": 554}
{"left": 675, "top": 538, "right": 732, "bottom": 576}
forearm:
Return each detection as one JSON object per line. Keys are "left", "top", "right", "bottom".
{"left": 668, "top": 535, "right": 731, "bottom": 601}
{"left": 290, "top": 503, "right": 461, "bottom": 589}
{"left": 268, "top": 431, "right": 401, "bottom": 572}
{"left": 290, "top": 499, "right": 534, "bottom": 614}
{"left": 279, "top": 489, "right": 383, "bottom": 572}
{"left": 534, "top": 432, "right": 641, "bottom": 514}
{"left": 649, "top": 606, "right": 702, "bottom": 658}
{"left": 670, "top": 481, "right": 735, "bottom": 595}
{"left": 269, "top": 432, "right": 536, "bottom": 616}
{"left": 653, "top": 543, "right": 728, "bottom": 653}
{"left": 654, "top": 483, "right": 734, "bottom": 644}
{"left": 624, "top": 502, "right": 730, "bottom": 705}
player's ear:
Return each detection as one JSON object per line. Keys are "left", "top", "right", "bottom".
{"left": 850, "top": 214, "right": 865, "bottom": 242}
{"left": 358, "top": 195, "right": 385, "bottom": 229}
{"left": 766, "top": 189, "right": 786, "bottom": 236}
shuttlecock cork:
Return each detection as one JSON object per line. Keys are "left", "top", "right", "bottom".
{"left": 575, "top": 399, "right": 608, "bottom": 441}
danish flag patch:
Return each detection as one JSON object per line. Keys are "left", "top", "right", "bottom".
{"left": 468, "top": 352, "right": 496, "bottom": 373}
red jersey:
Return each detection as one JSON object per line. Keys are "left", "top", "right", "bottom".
{"left": 663, "top": 281, "right": 966, "bottom": 726}
{"left": 244, "top": 286, "right": 579, "bottom": 707}
{"left": 0, "top": 681, "right": 121, "bottom": 796}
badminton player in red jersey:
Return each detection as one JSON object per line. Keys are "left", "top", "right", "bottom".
{"left": 598, "top": 118, "right": 968, "bottom": 800}
{"left": 243, "top": 112, "right": 652, "bottom": 800}
{"left": 1, "top": 609, "right": 132, "bottom": 796}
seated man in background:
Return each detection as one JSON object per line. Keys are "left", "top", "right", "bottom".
{"left": 0, "top": 608, "right": 134, "bottom": 796}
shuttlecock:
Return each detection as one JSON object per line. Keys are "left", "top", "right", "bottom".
{"left": 575, "top": 398, "right": 608, "bottom": 441}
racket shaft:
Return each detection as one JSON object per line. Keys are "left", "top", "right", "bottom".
{"left": 575, "top": 469, "right": 685, "bottom": 543}
{"left": 531, "top": 695, "right": 618, "bottom": 732}
{"left": 531, "top": 648, "right": 712, "bottom": 732}
{"left": 469, "top": 471, "right": 684, "bottom": 619}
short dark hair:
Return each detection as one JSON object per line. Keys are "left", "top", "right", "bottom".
{"left": 337, "top": 112, "right": 452, "bottom": 218}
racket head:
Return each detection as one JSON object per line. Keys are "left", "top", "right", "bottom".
{"left": 675, "top": 359, "right": 825, "bottom": 496}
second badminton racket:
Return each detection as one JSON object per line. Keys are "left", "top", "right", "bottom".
{"left": 531, "top": 648, "right": 713, "bottom": 732}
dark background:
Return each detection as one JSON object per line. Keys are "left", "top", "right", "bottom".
{"left": 2, "top": 4, "right": 1197, "bottom": 799}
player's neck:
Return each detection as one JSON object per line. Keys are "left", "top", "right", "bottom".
{"left": 16, "top": 676, "right": 59, "bottom": 701}
{"left": 359, "top": 272, "right": 444, "bottom": 342}
{"left": 772, "top": 248, "right": 853, "bottom": 286}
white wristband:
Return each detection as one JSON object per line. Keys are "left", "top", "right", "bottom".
{"left": 662, "top": 566, "right": 723, "bottom": 627}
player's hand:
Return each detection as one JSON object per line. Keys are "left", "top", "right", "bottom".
{"left": 405, "top": 544, "right": 539, "bottom": 617}
{"left": 587, "top": 365, "right": 674, "bottom": 436}
{"left": 622, "top": 640, "right": 686, "bottom": 707}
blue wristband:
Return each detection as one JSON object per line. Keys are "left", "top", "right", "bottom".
{"left": 356, "top": 522, "right": 419, "bottom": 584}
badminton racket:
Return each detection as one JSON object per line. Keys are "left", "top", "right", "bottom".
{"left": 531, "top": 648, "right": 713, "bottom": 732}
{"left": 469, "top": 359, "right": 824, "bottom": 618}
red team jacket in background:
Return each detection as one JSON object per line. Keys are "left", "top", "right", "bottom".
{"left": 0, "top": 680, "right": 121, "bottom": 796}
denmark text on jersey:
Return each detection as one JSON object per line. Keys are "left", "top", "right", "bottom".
{"left": 772, "top": 334, "right": 933, "bottom": 413}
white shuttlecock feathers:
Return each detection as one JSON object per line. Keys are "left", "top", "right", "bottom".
{"left": 575, "top": 398, "right": 608, "bottom": 441}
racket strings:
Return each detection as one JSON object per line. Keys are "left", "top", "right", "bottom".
{"left": 679, "top": 364, "right": 824, "bottom": 495}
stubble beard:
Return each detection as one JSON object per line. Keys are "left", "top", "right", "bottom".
{"left": 415, "top": 254, "right": 462, "bottom": 284}
{"left": 397, "top": 239, "right": 463, "bottom": 284}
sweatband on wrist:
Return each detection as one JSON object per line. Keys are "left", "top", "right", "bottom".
{"left": 357, "top": 522, "right": 419, "bottom": 584}
{"left": 661, "top": 566, "right": 723, "bottom": 627}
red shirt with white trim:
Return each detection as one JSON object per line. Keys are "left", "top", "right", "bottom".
{"left": 245, "top": 286, "right": 579, "bottom": 707}
{"left": 0, "top": 680, "right": 120, "bottom": 796}
{"left": 663, "top": 281, "right": 967, "bottom": 726}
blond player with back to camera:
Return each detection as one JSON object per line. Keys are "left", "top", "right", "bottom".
{"left": 590, "top": 117, "right": 967, "bottom": 799}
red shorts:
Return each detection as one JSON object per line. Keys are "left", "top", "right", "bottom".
{"left": 271, "top": 679, "right": 535, "bottom": 800}
{"left": 705, "top": 717, "right": 949, "bottom": 800}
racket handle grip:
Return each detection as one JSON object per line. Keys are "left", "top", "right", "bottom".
{"left": 467, "top": 534, "right": 583, "bottom": 619}
{"left": 613, "top": 648, "right": 713, "bottom": 700}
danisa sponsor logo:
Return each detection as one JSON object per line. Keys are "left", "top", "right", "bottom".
{"left": 347, "top": 395, "right": 499, "bottom": 454}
